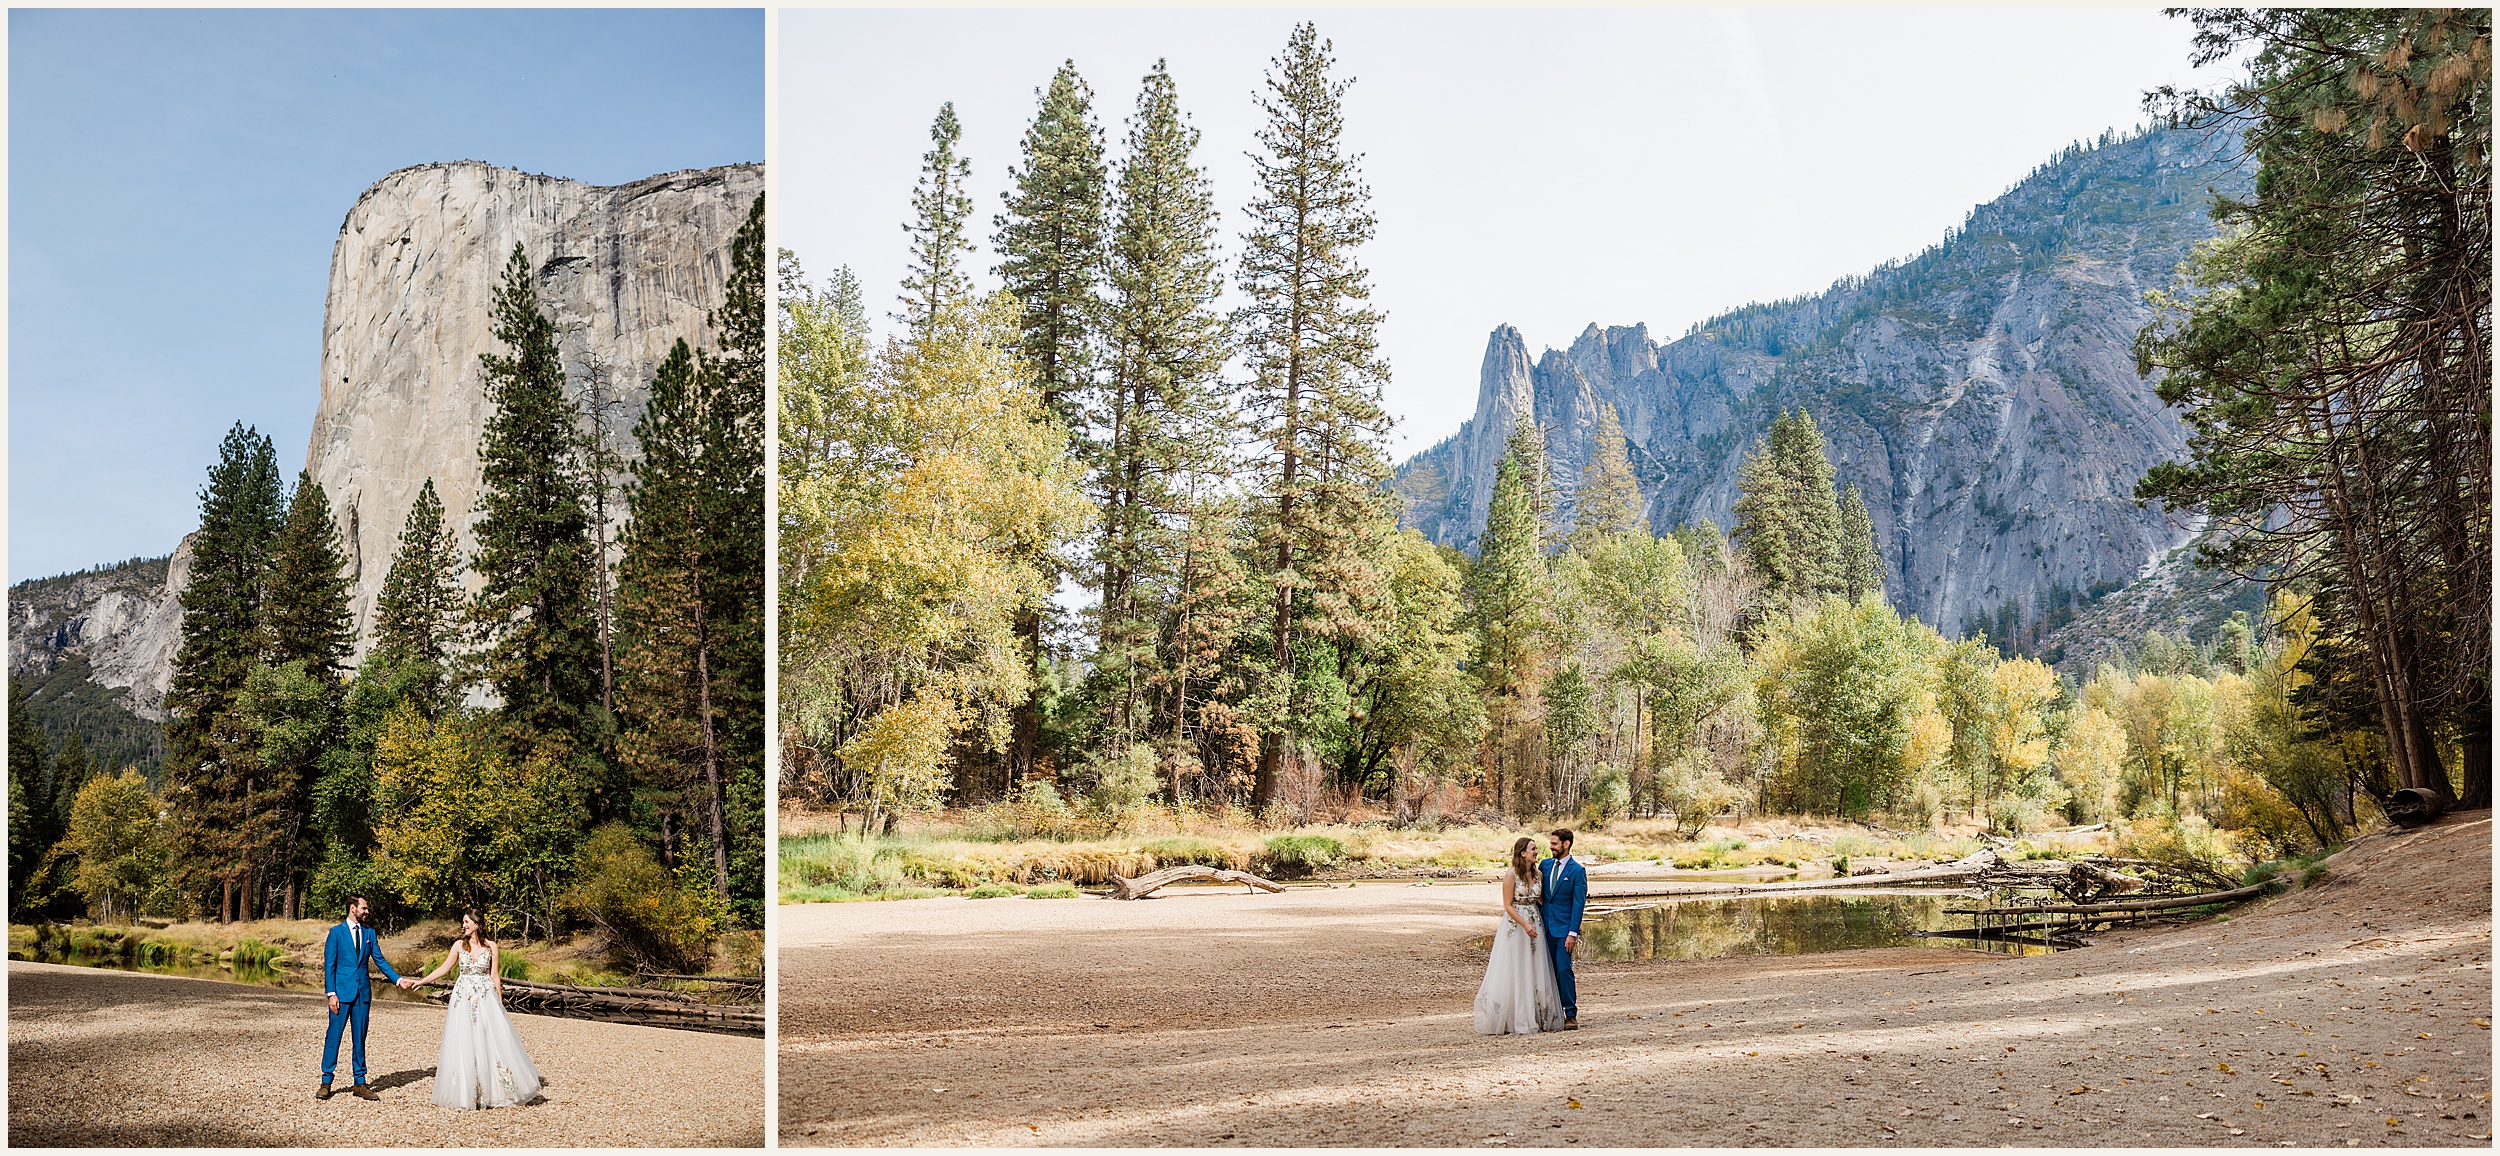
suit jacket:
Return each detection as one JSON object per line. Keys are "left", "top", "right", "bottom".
{"left": 1539, "top": 854, "right": 1588, "bottom": 939}
{"left": 322, "top": 921, "right": 402, "bottom": 1003}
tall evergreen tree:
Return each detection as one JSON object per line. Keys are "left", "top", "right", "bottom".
{"left": 616, "top": 340, "right": 726, "bottom": 895}
{"left": 163, "top": 422, "right": 286, "bottom": 920}
{"left": 1732, "top": 409, "right": 1847, "bottom": 607}
{"left": 1837, "top": 482, "right": 1884, "bottom": 604}
{"left": 8, "top": 678, "right": 49, "bottom": 915}
{"left": 371, "top": 479, "right": 465, "bottom": 702}
{"left": 617, "top": 192, "right": 767, "bottom": 915}
{"left": 264, "top": 471, "right": 356, "bottom": 681}
{"left": 44, "top": 731, "right": 92, "bottom": 864}
{"left": 1468, "top": 429, "right": 1554, "bottom": 813}
{"left": 1089, "top": 59, "right": 1234, "bottom": 751}
{"left": 996, "top": 61, "right": 1109, "bottom": 427}
{"left": 1569, "top": 402, "right": 1646, "bottom": 547}
{"left": 706, "top": 194, "right": 768, "bottom": 917}
{"left": 900, "top": 103, "right": 977, "bottom": 339}
{"left": 1236, "top": 23, "right": 1396, "bottom": 806}
{"left": 993, "top": 69, "right": 1107, "bottom": 789}
{"left": 469, "top": 245, "right": 605, "bottom": 775}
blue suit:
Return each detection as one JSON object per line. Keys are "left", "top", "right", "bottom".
{"left": 1540, "top": 854, "right": 1588, "bottom": 1018}
{"left": 320, "top": 920, "right": 403, "bottom": 1085}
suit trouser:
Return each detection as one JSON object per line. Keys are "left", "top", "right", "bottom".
{"left": 322, "top": 994, "right": 372, "bottom": 1083}
{"left": 1545, "top": 933, "right": 1577, "bottom": 1017}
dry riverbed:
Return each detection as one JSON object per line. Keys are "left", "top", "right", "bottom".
{"left": 780, "top": 811, "right": 2491, "bottom": 1147}
{"left": 8, "top": 963, "right": 764, "bottom": 1146}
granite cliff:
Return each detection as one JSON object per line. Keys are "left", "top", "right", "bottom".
{"left": 1396, "top": 127, "right": 2254, "bottom": 639}
{"left": 10, "top": 159, "right": 761, "bottom": 767}
{"left": 310, "top": 159, "right": 763, "bottom": 657}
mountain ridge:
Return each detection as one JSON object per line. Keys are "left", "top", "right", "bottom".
{"left": 1395, "top": 124, "right": 2255, "bottom": 638}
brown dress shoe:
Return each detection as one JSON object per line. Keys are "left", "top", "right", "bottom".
{"left": 1563, "top": 1016, "right": 1579, "bottom": 1030}
{"left": 351, "top": 1083, "right": 380, "bottom": 1100}
{"left": 314, "top": 1082, "right": 333, "bottom": 1100}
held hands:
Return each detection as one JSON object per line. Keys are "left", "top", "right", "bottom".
{"left": 397, "top": 977, "right": 420, "bottom": 990}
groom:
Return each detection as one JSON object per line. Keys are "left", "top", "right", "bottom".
{"left": 317, "top": 895, "right": 418, "bottom": 1101}
{"left": 1541, "top": 828, "right": 1588, "bottom": 1030}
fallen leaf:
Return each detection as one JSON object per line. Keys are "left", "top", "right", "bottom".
{"left": 2217, "top": 1062, "right": 2235, "bottom": 1074}
{"left": 1567, "top": 1100, "right": 1582, "bottom": 1109}
{"left": 2069, "top": 1088, "right": 2088, "bottom": 1095}
{"left": 2418, "top": 1033, "right": 2433, "bottom": 1040}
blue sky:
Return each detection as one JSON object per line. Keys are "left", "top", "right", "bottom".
{"left": 781, "top": 8, "right": 2228, "bottom": 462}
{"left": 8, "top": 8, "right": 763, "bottom": 582}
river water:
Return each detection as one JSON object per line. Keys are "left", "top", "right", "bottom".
{"left": 1468, "top": 892, "right": 2058, "bottom": 960}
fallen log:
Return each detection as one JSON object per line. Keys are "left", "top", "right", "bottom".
{"left": 1110, "top": 865, "right": 1288, "bottom": 900}
{"left": 636, "top": 970, "right": 766, "bottom": 986}
{"left": 1591, "top": 857, "right": 1995, "bottom": 900}
{"left": 1944, "top": 880, "right": 2274, "bottom": 917}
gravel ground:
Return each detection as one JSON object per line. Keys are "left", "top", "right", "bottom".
{"left": 8, "top": 963, "right": 763, "bottom": 1147}
{"left": 780, "top": 811, "right": 2491, "bottom": 1147}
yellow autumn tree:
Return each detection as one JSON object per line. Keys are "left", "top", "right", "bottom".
{"left": 779, "top": 281, "right": 1093, "bottom": 831}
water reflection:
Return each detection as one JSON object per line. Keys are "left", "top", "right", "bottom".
{"left": 12, "top": 943, "right": 437, "bottom": 1004}
{"left": 1468, "top": 893, "right": 2056, "bottom": 960}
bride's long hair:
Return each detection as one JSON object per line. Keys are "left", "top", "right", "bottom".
{"left": 460, "top": 908, "right": 490, "bottom": 954}
{"left": 1509, "top": 837, "right": 1536, "bottom": 882}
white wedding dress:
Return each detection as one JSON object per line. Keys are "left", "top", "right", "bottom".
{"left": 434, "top": 943, "right": 544, "bottom": 1109}
{"left": 1473, "top": 867, "right": 1567, "bottom": 1035}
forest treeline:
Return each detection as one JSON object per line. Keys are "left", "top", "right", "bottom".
{"left": 778, "top": 15, "right": 2488, "bottom": 857}
{"left": 10, "top": 196, "right": 769, "bottom": 967}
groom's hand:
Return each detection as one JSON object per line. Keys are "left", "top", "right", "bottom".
{"left": 1564, "top": 933, "right": 1580, "bottom": 953}
{"left": 396, "top": 977, "right": 418, "bottom": 989}
{"left": 328, "top": 993, "right": 340, "bottom": 1014}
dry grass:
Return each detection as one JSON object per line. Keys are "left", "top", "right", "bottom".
{"left": 778, "top": 804, "right": 2122, "bottom": 902}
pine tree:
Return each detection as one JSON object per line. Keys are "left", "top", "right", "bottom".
{"left": 1569, "top": 402, "right": 1646, "bottom": 546}
{"left": 996, "top": 61, "right": 1109, "bottom": 427}
{"left": 264, "top": 471, "right": 356, "bottom": 681}
{"left": 371, "top": 479, "right": 465, "bottom": 705}
{"left": 1091, "top": 59, "right": 1233, "bottom": 749}
{"left": 1732, "top": 409, "right": 1846, "bottom": 606}
{"left": 164, "top": 422, "right": 287, "bottom": 920}
{"left": 1468, "top": 436, "right": 1552, "bottom": 813}
{"left": 617, "top": 340, "right": 722, "bottom": 894}
{"left": 705, "top": 194, "right": 768, "bottom": 917}
{"left": 1837, "top": 482, "right": 1884, "bottom": 604}
{"left": 8, "top": 678, "right": 49, "bottom": 915}
{"left": 1237, "top": 23, "right": 1396, "bottom": 807}
{"left": 900, "top": 103, "right": 977, "bottom": 339}
{"left": 469, "top": 245, "right": 605, "bottom": 774}
{"left": 617, "top": 193, "right": 767, "bottom": 915}
{"left": 44, "top": 731, "right": 92, "bottom": 866}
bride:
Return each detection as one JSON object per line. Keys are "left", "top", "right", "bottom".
{"left": 1473, "top": 836, "right": 1566, "bottom": 1034}
{"left": 416, "top": 909, "right": 544, "bottom": 1109}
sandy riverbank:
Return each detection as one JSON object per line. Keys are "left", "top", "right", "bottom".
{"left": 780, "top": 811, "right": 2491, "bottom": 1146}
{"left": 8, "top": 962, "right": 763, "bottom": 1147}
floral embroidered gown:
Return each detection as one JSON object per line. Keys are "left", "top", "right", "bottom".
{"left": 434, "top": 943, "right": 543, "bottom": 1109}
{"left": 1472, "top": 866, "right": 1568, "bottom": 1034}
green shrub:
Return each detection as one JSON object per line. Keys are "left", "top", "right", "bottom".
{"left": 1259, "top": 834, "right": 1345, "bottom": 878}
{"left": 1085, "top": 743, "right": 1162, "bottom": 828}
{"left": 1140, "top": 837, "right": 1230, "bottom": 869}
{"left": 964, "top": 883, "right": 1023, "bottom": 899}
{"left": 1025, "top": 881, "right": 1080, "bottom": 899}
{"left": 231, "top": 939, "right": 283, "bottom": 970}
{"left": 1831, "top": 856, "right": 1850, "bottom": 875}
{"left": 563, "top": 823, "right": 730, "bottom": 973}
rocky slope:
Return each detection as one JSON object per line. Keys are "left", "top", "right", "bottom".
{"left": 310, "top": 159, "right": 763, "bottom": 657}
{"left": 1397, "top": 127, "right": 2253, "bottom": 637}
{"left": 7, "top": 544, "right": 190, "bottom": 722}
